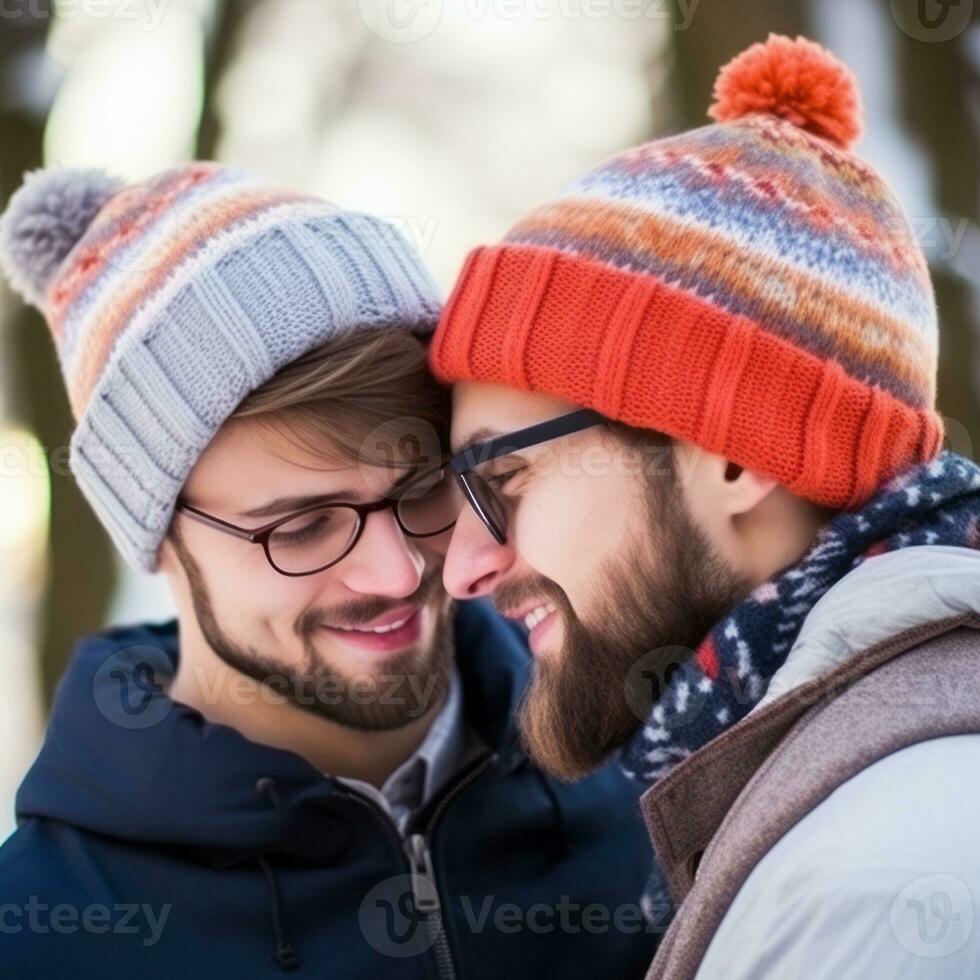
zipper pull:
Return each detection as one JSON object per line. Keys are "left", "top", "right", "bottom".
{"left": 404, "top": 834, "right": 440, "bottom": 915}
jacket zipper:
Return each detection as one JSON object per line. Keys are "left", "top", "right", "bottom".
{"left": 404, "top": 833, "right": 455, "bottom": 980}
{"left": 337, "top": 752, "right": 498, "bottom": 980}
{"left": 403, "top": 753, "right": 498, "bottom": 980}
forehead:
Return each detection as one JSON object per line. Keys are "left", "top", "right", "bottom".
{"left": 183, "top": 419, "right": 401, "bottom": 512}
{"left": 450, "top": 382, "right": 581, "bottom": 450}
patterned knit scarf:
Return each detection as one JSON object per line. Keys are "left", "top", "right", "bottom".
{"left": 620, "top": 451, "right": 980, "bottom": 926}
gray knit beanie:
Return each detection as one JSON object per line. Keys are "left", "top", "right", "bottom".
{"left": 0, "top": 162, "right": 441, "bottom": 571}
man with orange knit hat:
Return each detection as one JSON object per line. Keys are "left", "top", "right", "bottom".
{"left": 430, "top": 35, "right": 980, "bottom": 977}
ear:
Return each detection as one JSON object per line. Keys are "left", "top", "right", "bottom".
{"left": 717, "top": 459, "right": 779, "bottom": 517}
{"left": 672, "top": 440, "right": 778, "bottom": 518}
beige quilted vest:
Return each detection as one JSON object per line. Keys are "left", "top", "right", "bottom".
{"left": 642, "top": 613, "right": 980, "bottom": 980}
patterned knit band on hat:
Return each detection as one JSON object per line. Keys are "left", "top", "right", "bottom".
{"left": 0, "top": 162, "right": 441, "bottom": 571}
{"left": 429, "top": 34, "right": 944, "bottom": 509}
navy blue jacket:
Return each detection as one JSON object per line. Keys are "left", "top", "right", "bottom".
{"left": 0, "top": 600, "right": 657, "bottom": 978}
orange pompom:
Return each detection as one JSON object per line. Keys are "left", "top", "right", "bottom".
{"left": 708, "top": 34, "right": 864, "bottom": 150}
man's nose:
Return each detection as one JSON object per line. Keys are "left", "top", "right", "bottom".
{"left": 442, "top": 503, "right": 515, "bottom": 599}
{"left": 338, "top": 509, "right": 424, "bottom": 598}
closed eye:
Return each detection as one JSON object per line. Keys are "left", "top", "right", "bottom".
{"left": 484, "top": 467, "right": 523, "bottom": 490}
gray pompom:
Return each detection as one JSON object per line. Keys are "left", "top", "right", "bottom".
{"left": 0, "top": 168, "right": 124, "bottom": 308}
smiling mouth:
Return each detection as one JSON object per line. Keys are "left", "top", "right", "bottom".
{"left": 521, "top": 603, "right": 556, "bottom": 631}
{"left": 326, "top": 602, "right": 420, "bottom": 633}
{"left": 497, "top": 601, "right": 561, "bottom": 657}
{"left": 320, "top": 607, "right": 425, "bottom": 654}
{"left": 330, "top": 612, "right": 415, "bottom": 635}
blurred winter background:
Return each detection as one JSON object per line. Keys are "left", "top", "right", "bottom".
{"left": 1, "top": 0, "right": 978, "bottom": 841}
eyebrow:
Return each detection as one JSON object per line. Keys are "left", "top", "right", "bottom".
{"left": 451, "top": 427, "right": 503, "bottom": 458}
{"left": 238, "top": 467, "right": 421, "bottom": 520}
{"left": 451, "top": 428, "right": 536, "bottom": 474}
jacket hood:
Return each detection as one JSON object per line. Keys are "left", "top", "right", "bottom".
{"left": 756, "top": 545, "right": 980, "bottom": 712}
{"left": 15, "top": 598, "right": 530, "bottom": 857}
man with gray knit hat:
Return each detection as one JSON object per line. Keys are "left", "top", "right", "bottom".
{"left": 0, "top": 162, "right": 657, "bottom": 978}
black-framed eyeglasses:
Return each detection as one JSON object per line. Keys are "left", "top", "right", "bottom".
{"left": 450, "top": 408, "right": 606, "bottom": 544}
{"left": 174, "top": 468, "right": 459, "bottom": 577}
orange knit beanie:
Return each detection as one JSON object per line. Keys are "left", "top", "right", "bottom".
{"left": 429, "top": 35, "right": 943, "bottom": 509}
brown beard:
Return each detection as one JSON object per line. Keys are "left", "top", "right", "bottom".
{"left": 170, "top": 524, "right": 455, "bottom": 731}
{"left": 509, "top": 469, "right": 752, "bottom": 782}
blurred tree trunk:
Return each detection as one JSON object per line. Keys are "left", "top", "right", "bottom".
{"left": 196, "top": 0, "right": 254, "bottom": 159}
{"left": 0, "top": 20, "right": 116, "bottom": 712}
{"left": 659, "top": 0, "right": 811, "bottom": 134}
{"left": 0, "top": 0, "right": 249, "bottom": 711}
{"left": 894, "top": 6, "right": 980, "bottom": 455}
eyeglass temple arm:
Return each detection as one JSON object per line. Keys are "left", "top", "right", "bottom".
{"left": 174, "top": 503, "right": 259, "bottom": 542}
{"left": 450, "top": 408, "right": 605, "bottom": 473}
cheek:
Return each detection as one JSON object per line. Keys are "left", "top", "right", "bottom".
{"left": 513, "top": 472, "right": 631, "bottom": 602}
{"left": 202, "top": 544, "right": 321, "bottom": 629}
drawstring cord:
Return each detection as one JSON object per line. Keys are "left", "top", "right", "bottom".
{"left": 255, "top": 777, "right": 301, "bottom": 972}
{"left": 255, "top": 854, "right": 301, "bottom": 972}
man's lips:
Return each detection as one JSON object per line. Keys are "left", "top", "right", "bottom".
{"left": 499, "top": 600, "right": 558, "bottom": 631}
{"left": 320, "top": 606, "right": 425, "bottom": 654}
{"left": 326, "top": 603, "right": 419, "bottom": 633}
{"left": 498, "top": 599, "right": 560, "bottom": 656}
